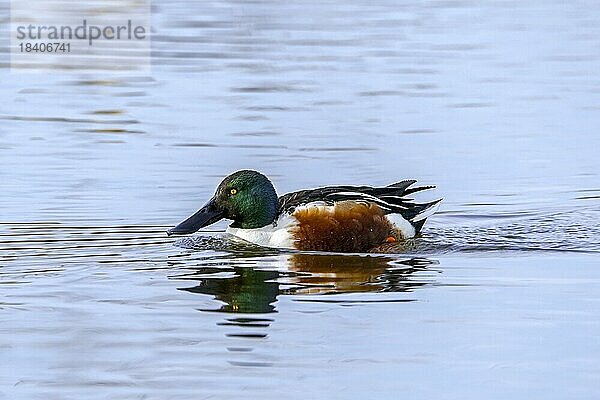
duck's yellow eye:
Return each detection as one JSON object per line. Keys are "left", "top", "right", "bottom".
{"left": 230, "top": 188, "right": 237, "bottom": 195}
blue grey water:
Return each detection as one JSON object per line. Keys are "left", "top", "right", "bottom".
{"left": 1, "top": 1, "right": 600, "bottom": 399}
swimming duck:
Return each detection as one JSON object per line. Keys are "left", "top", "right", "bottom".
{"left": 167, "top": 170, "right": 441, "bottom": 253}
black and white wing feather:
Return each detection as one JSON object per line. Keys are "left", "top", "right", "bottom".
{"left": 278, "top": 180, "right": 441, "bottom": 234}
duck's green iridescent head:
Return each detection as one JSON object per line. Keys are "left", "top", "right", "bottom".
{"left": 167, "top": 170, "right": 279, "bottom": 235}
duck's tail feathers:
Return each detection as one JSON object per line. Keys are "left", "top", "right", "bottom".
{"left": 412, "top": 198, "right": 442, "bottom": 222}
{"left": 378, "top": 181, "right": 437, "bottom": 200}
{"left": 404, "top": 198, "right": 442, "bottom": 233}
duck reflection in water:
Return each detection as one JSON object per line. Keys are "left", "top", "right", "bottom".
{"left": 183, "top": 268, "right": 280, "bottom": 314}
{"left": 179, "top": 253, "right": 438, "bottom": 314}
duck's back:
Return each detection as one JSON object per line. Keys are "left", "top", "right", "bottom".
{"left": 277, "top": 180, "right": 440, "bottom": 252}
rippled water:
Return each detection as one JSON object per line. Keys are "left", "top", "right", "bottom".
{"left": 2, "top": 0, "right": 600, "bottom": 398}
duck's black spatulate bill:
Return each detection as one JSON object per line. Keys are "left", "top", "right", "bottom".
{"left": 167, "top": 198, "right": 224, "bottom": 236}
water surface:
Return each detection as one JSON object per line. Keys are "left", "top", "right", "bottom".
{"left": 1, "top": 0, "right": 600, "bottom": 399}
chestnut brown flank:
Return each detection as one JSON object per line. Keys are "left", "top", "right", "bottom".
{"left": 291, "top": 201, "right": 393, "bottom": 252}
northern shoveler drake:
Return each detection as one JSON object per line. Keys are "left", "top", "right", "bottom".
{"left": 167, "top": 170, "right": 441, "bottom": 253}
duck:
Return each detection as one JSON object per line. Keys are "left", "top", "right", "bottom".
{"left": 167, "top": 170, "right": 441, "bottom": 253}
